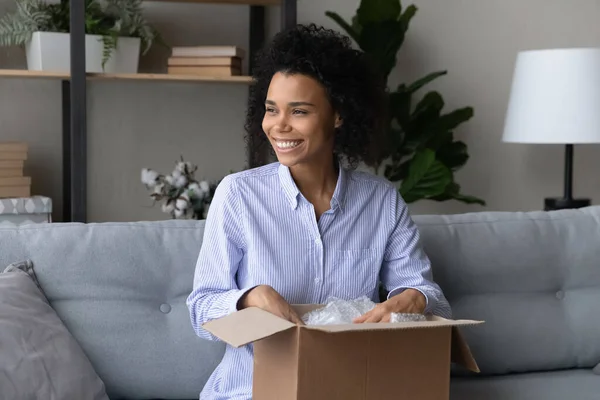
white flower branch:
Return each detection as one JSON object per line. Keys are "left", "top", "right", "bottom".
{"left": 141, "top": 157, "right": 221, "bottom": 220}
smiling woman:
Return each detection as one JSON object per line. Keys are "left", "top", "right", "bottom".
{"left": 246, "top": 23, "right": 387, "bottom": 171}
{"left": 186, "top": 23, "right": 451, "bottom": 400}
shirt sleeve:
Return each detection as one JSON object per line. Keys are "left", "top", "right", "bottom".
{"left": 379, "top": 189, "right": 452, "bottom": 319}
{"left": 186, "top": 175, "right": 254, "bottom": 341}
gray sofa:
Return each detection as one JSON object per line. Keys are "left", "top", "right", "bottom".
{"left": 1, "top": 206, "right": 599, "bottom": 399}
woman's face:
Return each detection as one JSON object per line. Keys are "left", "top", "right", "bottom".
{"left": 262, "top": 72, "right": 340, "bottom": 168}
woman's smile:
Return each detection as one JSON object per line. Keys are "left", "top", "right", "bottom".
{"left": 273, "top": 139, "right": 305, "bottom": 153}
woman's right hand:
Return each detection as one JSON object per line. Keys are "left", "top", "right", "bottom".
{"left": 238, "top": 285, "right": 305, "bottom": 325}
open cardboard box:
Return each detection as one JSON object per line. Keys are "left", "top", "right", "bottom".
{"left": 204, "top": 304, "right": 484, "bottom": 400}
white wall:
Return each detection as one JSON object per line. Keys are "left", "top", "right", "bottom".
{"left": 1, "top": 0, "right": 600, "bottom": 221}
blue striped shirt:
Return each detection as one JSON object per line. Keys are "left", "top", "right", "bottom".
{"left": 186, "top": 162, "right": 451, "bottom": 400}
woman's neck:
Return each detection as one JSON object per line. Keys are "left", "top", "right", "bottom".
{"left": 289, "top": 157, "right": 338, "bottom": 203}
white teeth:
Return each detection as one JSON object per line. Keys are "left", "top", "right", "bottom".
{"left": 276, "top": 141, "right": 301, "bottom": 149}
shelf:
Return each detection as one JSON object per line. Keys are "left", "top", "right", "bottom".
{"left": 0, "top": 69, "right": 253, "bottom": 84}
{"left": 146, "top": 0, "right": 280, "bottom": 5}
{"left": 89, "top": 72, "right": 254, "bottom": 83}
{"left": 0, "top": 69, "right": 69, "bottom": 79}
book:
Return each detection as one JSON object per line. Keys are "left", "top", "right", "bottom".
{"left": 0, "top": 151, "right": 27, "bottom": 161}
{"left": 0, "top": 176, "right": 31, "bottom": 186}
{"left": 0, "top": 186, "right": 30, "bottom": 198}
{"left": 0, "top": 168, "right": 23, "bottom": 178}
{"left": 167, "top": 56, "right": 242, "bottom": 68}
{"left": 0, "top": 160, "right": 24, "bottom": 169}
{"left": 167, "top": 66, "right": 241, "bottom": 77}
{"left": 171, "top": 46, "right": 245, "bottom": 59}
{"left": 0, "top": 142, "right": 28, "bottom": 153}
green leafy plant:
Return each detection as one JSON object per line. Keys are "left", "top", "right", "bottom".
{"left": 0, "top": 0, "right": 163, "bottom": 69}
{"left": 327, "top": 0, "right": 485, "bottom": 205}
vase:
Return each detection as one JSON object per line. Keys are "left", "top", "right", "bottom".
{"left": 25, "top": 31, "right": 141, "bottom": 74}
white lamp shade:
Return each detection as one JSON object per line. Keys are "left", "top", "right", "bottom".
{"left": 502, "top": 47, "right": 600, "bottom": 144}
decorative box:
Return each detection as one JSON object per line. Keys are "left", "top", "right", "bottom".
{"left": 0, "top": 196, "right": 52, "bottom": 226}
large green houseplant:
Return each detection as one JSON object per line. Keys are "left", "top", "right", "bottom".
{"left": 0, "top": 0, "right": 162, "bottom": 70}
{"left": 327, "top": 0, "right": 485, "bottom": 205}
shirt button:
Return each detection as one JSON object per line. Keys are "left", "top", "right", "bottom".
{"left": 314, "top": 278, "right": 321, "bottom": 283}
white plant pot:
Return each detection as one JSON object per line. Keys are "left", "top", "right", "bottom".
{"left": 25, "top": 31, "right": 141, "bottom": 74}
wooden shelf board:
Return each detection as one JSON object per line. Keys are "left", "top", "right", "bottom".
{"left": 88, "top": 72, "right": 254, "bottom": 83}
{"left": 0, "top": 69, "right": 253, "bottom": 84}
{"left": 0, "top": 69, "right": 69, "bottom": 79}
{"left": 146, "top": 0, "right": 280, "bottom": 5}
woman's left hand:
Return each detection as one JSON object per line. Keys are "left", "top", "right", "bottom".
{"left": 353, "top": 288, "right": 427, "bottom": 323}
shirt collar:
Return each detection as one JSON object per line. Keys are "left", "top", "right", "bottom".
{"left": 277, "top": 162, "right": 348, "bottom": 212}
{"left": 278, "top": 164, "right": 300, "bottom": 209}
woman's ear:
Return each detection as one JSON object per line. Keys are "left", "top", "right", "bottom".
{"left": 334, "top": 114, "right": 343, "bottom": 129}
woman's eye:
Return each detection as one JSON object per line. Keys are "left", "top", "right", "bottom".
{"left": 265, "top": 107, "right": 277, "bottom": 113}
{"left": 293, "top": 109, "right": 307, "bottom": 115}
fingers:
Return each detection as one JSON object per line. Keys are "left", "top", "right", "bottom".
{"left": 353, "top": 312, "right": 370, "bottom": 323}
{"left": 282, "top": 305, "right": 305, "bottom": 325}
{"left": 290, "top": 311, "right": 305, "bottom": 325}
{"left": 353, "top": 307, "right": 390, "bottom": 323}
{"left": 283, "top": 305, "right": 303, "bottom": 325}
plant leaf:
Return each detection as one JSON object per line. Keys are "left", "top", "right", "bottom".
{"left": 436, "top": 139, "right": 469, "bottom": 170}
{"left": 351, "top": 14, "right": 362, "bottom": 35}
{"left": 359, "top": 20, "right": 405, "bottom": 79}
{"left": 356, "top": 0, "right": 401, "bottom": 25}
{"left": 398, "top": 4, "right": 417, "bottom": 30}
{"left": 403, "top": 91, "right": 445, "bottom": 148}
{"left": 450, "top": 192, "right": 486, "bottom": 205}
{"left": 325, "top": 11, "right": 361, "bottom": 45}
{"left": 430, "top": 182, "right": 486, "bottom": 205}
{"left": 389, "top": 89, "right": 411, "bottom": 126}
{"left": 411, "top": 91, "right": 444, "bottom": 121}
{"left": 101, "top": 33, "right": 118, "bottom": 70}
{"left": 436, "top": 107, "right": 474, "bottom": 132}
{"left": 399, "top": 149, "right": 452, "bottom": 203}
{"left": 406, "top": 70, "right": 447, "bottom": 94}
{"left": 385, "top": 159, "right": 411, "bottom": 182}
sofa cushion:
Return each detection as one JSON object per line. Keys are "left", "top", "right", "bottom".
{"left": 0, "top": 220, "right": 224, "bottom": 399}
{"left": 451, "top": 368, "right": 600, "bottom": 400}
{"left": 0, "top": 260, "right": 109, "bottom": 400}
{"left": 413, "top": 206, "right": 600, "bottom": 376}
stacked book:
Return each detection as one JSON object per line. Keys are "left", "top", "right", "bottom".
{"left": 167, "top": 46, "right": 245, "bottom": 77}
{"left": 0, "top": 142, "right": 30, "bottom": 198}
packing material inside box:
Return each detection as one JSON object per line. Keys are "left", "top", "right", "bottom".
{"left": 203, "top": 301, "right": 483, "bottom": 400}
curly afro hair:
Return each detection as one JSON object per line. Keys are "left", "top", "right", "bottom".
{"left": 245, "top": 23, "right": 387, "bottom": 169}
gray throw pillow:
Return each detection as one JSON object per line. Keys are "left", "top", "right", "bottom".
{"left": 593, "top": 363, "right": 600, "bottom": 375}
{"left": 0, "top": 260, "right": 109, "bottom": 400}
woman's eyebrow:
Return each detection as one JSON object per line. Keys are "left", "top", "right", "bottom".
{"left": 265, "top": 100, "right": 315, "bottom": 107}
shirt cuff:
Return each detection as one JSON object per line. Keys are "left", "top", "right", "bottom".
{"left": 387, "top": 286, "right": 431, "bottom": 313}
{"left": 230, "top": 286, "right": 259, "bottom": 314}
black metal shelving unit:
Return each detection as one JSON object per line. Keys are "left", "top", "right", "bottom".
{"left": 63, "top": 0, "right": 297, "bottom": 223}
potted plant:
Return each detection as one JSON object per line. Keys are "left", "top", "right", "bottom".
{"left": 327, "top": 0, "right": 485, "bottom": 205}
{"left": 0, "top": 0, "right": 162, "bottom": 73}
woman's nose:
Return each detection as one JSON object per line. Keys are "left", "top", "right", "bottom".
{"left": 274, "top": 114, "right": 291, "bottom": 132}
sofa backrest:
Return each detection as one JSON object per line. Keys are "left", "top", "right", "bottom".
{"left": 0, "top": 219, "right": 223, "bottom": 400}
{"left": 412, "top": 206, "right": 600, "bottom": 376}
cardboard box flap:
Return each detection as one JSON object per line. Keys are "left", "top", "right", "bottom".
{"left": 202, "top": 307, "right": 295, "bottom": 348}
{"left": 451, "top": 326, "right": 480, "bottom": 372}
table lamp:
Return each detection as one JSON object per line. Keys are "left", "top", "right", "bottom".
{"left": 502, "top": 47, "right": 600, "bottom": 210}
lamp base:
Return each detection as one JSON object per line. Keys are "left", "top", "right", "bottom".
{"left": 544, "top": 197, "right": 590, "bottom": 211}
